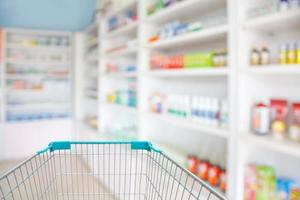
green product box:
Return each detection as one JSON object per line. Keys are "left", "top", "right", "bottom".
{"left": 256, "top": 166, "right": 276, "bottom": 200}
{"left": 184, "top": 52, "right": 213, "bottom": 68}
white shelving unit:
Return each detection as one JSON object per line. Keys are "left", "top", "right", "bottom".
{"left": 146, "top": 25, "right": 228, "bottom": 49}
{"left": 143, "top": 68, "right": 228, "bottom": 77}
{"left": 236, "top": 1, "right": 300, "bottom": 200}
{"left": 0, "top": 28, "right": 73, "bottom": 159}
{"left": 99, "top": 0, "right": 139, "bottom": 141}
{"left": 145, "top": 112, "right": 229, "bottom": 138}
{"left": 82, "top": 22, "right": 100, "bottom": 130}
{"left": 3, "top": 29, "right": 72, "bottom": 122}
{"left": 97, "top": 0, "right": 300, "bottom": 199}
{"left": 97, "top": 0, "right": 232, "bottom": 197}
{"left": 0, "top": 0, "right": 298, "bottom": 198}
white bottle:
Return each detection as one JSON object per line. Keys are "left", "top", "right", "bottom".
{"left": 184, "top": 96, "right": 190, "bottom": 119}
{"left": 191, "top": 97, "right": 197, "bottom": 122}
{"left": 204, "top": 98, "right": 211, "bottom": 125}
{"left": 211, "top": 98, "right": 220, "bottom": 127}
{"left": 197, "top": 97, "right": 204, "bottom": 124}
{"left": 220, "top": 100, "right": 229, "bottom": 128}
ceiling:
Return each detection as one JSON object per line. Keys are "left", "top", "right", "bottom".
{"left": 0, "top": 0, "right": 97, "bottom": 31}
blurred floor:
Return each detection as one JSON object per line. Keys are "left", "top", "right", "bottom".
{"left": 0, "top": 160, "right": 22, "bottom": 176}
{"left": 0, "top": 157, "right": 116, "bottom": 200}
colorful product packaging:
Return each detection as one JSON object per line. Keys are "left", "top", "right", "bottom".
{"left": 208, "top": 165, "right": 222, "bottom": 187}
{"left": 198, "top": 160, "right": 210, "bottom": 181}
{"left": 220, "top": 169, "right": 227, "bottom": 192}
{"left": 270, "top": 99, "right": 288, "bottom": 140}
{"left": 187, "top": 155, "right": 199, "bottom": 175}
{"left": 244, "top": 164, "right": 257, "bottom": 200}
{"left": 255, "top": 165, "right": 276, "bottom": 200}
{"left": 290, "top": 184, "right": 300, "bottom": 200}
{"left": 244, "top": 164, "right": 276, "bottom": 200}
{"left": 251, "top": 101, "right": 270, "bottom": 135}
{"left": 184, "top": 52, "right": 213, "bottom": 68}
{"left": 163, "top": 55, "right": 184, "bottom": 69}
{"left": 276, "top": 178, "right": 296, "bottom": 200}
{"left": 289, "top": 103, "right": 300, "bottom": 143}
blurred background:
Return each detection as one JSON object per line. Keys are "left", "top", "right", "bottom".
{"left": 0, "top": 0, "right": 300, "bottom": 199}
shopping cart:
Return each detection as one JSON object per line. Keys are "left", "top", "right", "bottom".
{"left": 0, "top": 141, "right": 227, "bottom": 200}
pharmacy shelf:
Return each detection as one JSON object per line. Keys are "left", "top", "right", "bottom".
{"left": 6, "top": 59, "right": 69, "bottom": 67}
{"left": 7, "top": 89, "right": 70, "bottom": 95}
{"left": 145, "top": 112, "right": 229, "bottom": 139}
{"left": 244, "top": 8, "right": 300, "bottom": 32}
{"left": 243, "top": 134, "right": 300, "bottom": 159}
{"left": 245, "top": 64, "right": 300, "bottom": 75}
{"left": 144, "top": 68, "right": 228, "bottom": 77}
{"left": 106, "top": 21, "right": 138, "bottom": 38}
{"left": 102, "top": 102, "right": 138, "bottom": 115}
{"left": 106, "top": 0, "right": 137, "bottom": 19}
{"left": 7, "top": 99, "right": 70, "bottom": 105}
{"left": 6, "top": 44, "right": 70, "bottom": 52}
{"left": 7, "top": 102, "right": 70, "bottom": 111}
{"left": 6, "top": 74, "right": 69, "bottom": 80}
{"left": 146, "top": 25, "right": 228, "bottom": 49}
{"left": 105, "top": 47, "right": 137, "bottom": 57}
{"left": 146, "top": 0, "right": 226, "bottom": 24}
{"left": 103, "top": 71, "right": 138, "bottom": 78}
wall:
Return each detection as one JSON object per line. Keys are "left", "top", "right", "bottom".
{"left": 0, "top": 0, "right": 97, "bottom": 31}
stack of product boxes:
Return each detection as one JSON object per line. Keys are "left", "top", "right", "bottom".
{"left": 244, "top": 164, "right": 300, "bottom": 200}
{"left": 106, "top": 83, "right": 137, "bottom": 108}
{"left": 150, "top": 51, "right": 227, "bottom": 70}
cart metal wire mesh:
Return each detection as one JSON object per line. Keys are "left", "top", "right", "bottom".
{"left": 0, "top": 141, "right": 227, "bottom": 200}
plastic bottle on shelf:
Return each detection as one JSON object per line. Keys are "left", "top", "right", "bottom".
{"left": 219, "top": 158, "right": 227, "bottom": 193}
{"left": 211, "top": 98, "right": 220, "bottom": 127}
{"left": 191, "top": 97, "right": 198, "bottom": 122}
{"left": 198, "top": 97, "right": 205, "bottom": 124}
{"left": 184, "top": 96, "right": 190, "bottom": 119}
{"left": 289, "top": 102, "right": 300, "bottom": 143}
{"left": 200, "top": 97, "right": 206, "bottom": 124}
{"left": 251, "top": 100, "right": 270, "bottom": 135}
{"left": 279, "top": 44, "right": 287, "bottom": 65}
{"left": 250, "top": 47, "right": 260, "bottom": 66}
{"left": 261, "top": 46, "right": 271, "bottom": 65}
{"left": 287, "top": 42, "right": 296, "bottom": 64}
{"left": 177, "top": 95, "right": 183, "bottom": 117}
{"left": 213, "top": 50, "right": 220, "bottom": 67}
{"left": 220, "top": 100, "right": 229, "bottom": 128}
{"left": 204, "top": 98, "right": 211, "bottom": 125}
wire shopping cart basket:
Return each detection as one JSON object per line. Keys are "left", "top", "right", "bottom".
{"left": 0, "top": 141, "right": 227, "bottom": 200}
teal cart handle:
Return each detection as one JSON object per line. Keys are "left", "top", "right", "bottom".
{"left": 37, "top": 141, "right": 162, "bottom": 154}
